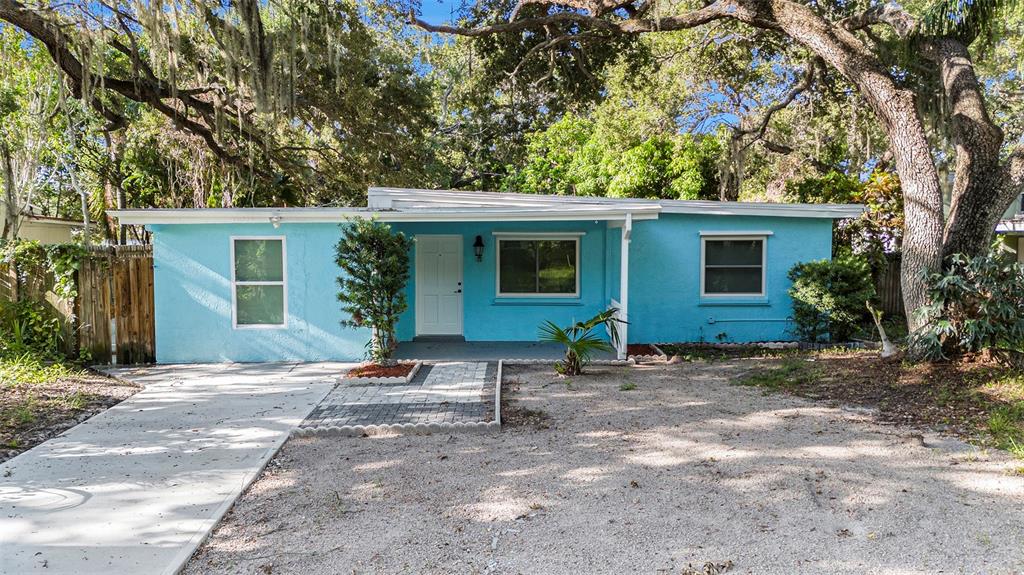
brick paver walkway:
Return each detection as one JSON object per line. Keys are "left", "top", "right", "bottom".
{"left": 300, "top": 361, "right": 496, "bottom": 431}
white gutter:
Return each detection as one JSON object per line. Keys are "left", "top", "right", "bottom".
{"left": 997, "top": 219, "right": 1024, "bottom": 233}
{"left": 108, "top": 206, "right": 662, "bottom": 226}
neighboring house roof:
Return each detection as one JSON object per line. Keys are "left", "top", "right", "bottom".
{"left": 997, "top": 218, "right": 1024, "bottom": 234}
{"left": 22, "top": 214, "right": 85, "bottom": 228}
{"left": 1, "top": 202, "right": 84, "bottom": 227}
{"left": 110, "top": 187, "right": 864, "bottom": 225}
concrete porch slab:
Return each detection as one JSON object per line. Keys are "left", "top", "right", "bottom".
{"left": 394, "top": 340, "right": 616, "bottom": 361}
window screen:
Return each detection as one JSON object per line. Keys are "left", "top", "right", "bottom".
{"left": 233, "top": 238, "right": 285, "bottom": 326}
{"left": 498, "top": 239, "right": 578, "bottom": 295}
{"left": 703, "top": 238, "right": 764, "bottom": 295}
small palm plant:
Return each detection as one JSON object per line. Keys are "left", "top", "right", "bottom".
{"left": 539, "top": 308, "right": 626, "bottom": 376}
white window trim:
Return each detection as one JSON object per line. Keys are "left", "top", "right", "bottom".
{"left": 230, "top": 236, "right": 288, "bottom": 329}
{"left": 700, "top": 234, "right": 767, "bottom": 298}
{"left": 495, "top": 234, "right": 581, "bottom": 298}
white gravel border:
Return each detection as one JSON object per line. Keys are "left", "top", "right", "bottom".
{"left": 628, "top": 343, "right": 668, "bottom": 362}
{"left": 495, "top": 359, "right": 503, "bottom": 426}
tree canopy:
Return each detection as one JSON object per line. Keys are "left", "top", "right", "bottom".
{"left": 3, "top": 0, "right": 1024, "bottom": 330}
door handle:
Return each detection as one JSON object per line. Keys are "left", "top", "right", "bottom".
{"left": 455, "top": 289, "right": 462, "bottom": 293}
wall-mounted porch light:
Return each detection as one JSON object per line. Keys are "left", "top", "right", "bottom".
{"left": 473, "top": 235, "right": 485, "bottom": 262}
{"left": 269, "top": 215, "right": 282, "bottom": 228}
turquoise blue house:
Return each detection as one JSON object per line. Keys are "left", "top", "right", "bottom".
{"left": 111, "top": 188, "right": 862, "bottom": 363}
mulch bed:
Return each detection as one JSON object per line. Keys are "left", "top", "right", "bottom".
{"left": 626, "top": 344, "right": 662, "bottom": 357}
{"left": 751, "top": 351, "right": 1021, "bottom": 442}
{"left": 346, "top": 362, "right": 417, "bottom": 379}
{"left": 1, "top": 371, "right": 141, "bottom": 463}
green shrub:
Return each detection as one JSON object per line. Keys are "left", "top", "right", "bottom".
{"left": 787, "top": 254, "right": 876, "bottom": 342}
{"left": 911, "top": 249, "right": 1024, "bottom": 360}
{"left": 334, "top": 219, "right": 413, "bottom": 364}
{"left": 0, "top": 300, "right": 64, "bottom": 359}
{"left": 539, "top": 308, "right": 625, "bottom": 376}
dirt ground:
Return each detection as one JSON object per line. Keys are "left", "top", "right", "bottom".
{"left": 0, "top": 369, "right": 140, "bottom": 463}
{"left": 185, "top": 361, "right": 1024, "bottom": 575}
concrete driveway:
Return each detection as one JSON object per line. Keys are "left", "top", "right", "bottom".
{"left": 0, "top": 362, "right": 349, "bottom": 575}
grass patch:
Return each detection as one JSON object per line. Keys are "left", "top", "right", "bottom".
{"left": 619, "top": 382, "right": 637, "bottom": 391}
{"left": 987, "top": 403, "right": 1024, "bottom": 457}
{"left": 734, "top": 358, "right": 819, "bottom": 391}
{"left": 731, "top": 351, "right": 1024, "bottom": 460}
{"left": 0, "top": 353, "right": 81, "bottom": 387}
{"left": 660, "top": 343, "right": 803, "bottom": 363}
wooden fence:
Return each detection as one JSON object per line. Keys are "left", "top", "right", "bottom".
{"left": 875, "top": 254, "right": 905, "bottom": 318}
{"left": 1, "top": 245, "right": 155, "bottom": 364}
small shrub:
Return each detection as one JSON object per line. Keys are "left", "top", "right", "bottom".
{"left": 539, "top": 308, "right": 625, "bottom": 376}
{"left": 334, "top": 219, "right": 413, "bottom": 364}
{"left": 0, "top": 300, "right": 64, "bottom": 359}
{"left": 619, "top": 382, "right": 637, "bottom": 391}
{"left": 788, "top": 254, "right": 875, "bottom": 342}
{"left": 911, "top": 249, "right": 1024, "bottom": 360}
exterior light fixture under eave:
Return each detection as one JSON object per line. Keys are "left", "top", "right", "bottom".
{"left": 270, "top": 215, "right": 282, "bottom": 228}
{"left": 473, "top": 235, "right": 485, "bottom": 262}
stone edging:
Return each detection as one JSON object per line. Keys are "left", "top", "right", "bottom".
{"left": 501, "top": 358, "right": 632, "bottom": 366}
{"left": 495, "top": 360, "right": 503, "bottom": 426}
{"left": 628, "top": 343, "right": 668, "bottom": 362}
{"left": 343, "top": 361, "right": 422, "bottom": 385}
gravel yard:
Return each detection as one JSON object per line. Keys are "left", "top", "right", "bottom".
{"left": 185, "top": 361, "right": 1024, "bottom": 575}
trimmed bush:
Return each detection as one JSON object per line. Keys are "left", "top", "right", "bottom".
{"left": 788, "top": 254, "right": 876, "bottom": 342}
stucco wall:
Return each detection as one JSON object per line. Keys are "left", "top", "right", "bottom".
{"left": 151, "top": 222, "right": 367, "bottom": 363}
{"left": 390, "top": 220, "right": 610, "bottom": 342}
{"left": 627, "top": 213, "right": 833, "bottom": 343}
{"left": 149, "top": 213, "right": 834, "bottom": 362}
{"left": 17, "top": 220, "right": 80, "bottom": 244}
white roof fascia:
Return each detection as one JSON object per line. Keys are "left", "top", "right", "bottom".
{"left": 997, "top": 219, "right": 1024, "bottom": 233}
{"left": 368, "top": 187, "right": 864, "bottom": 219}
{"left": 109, "top": 206, "right": 660, "bottom": 225}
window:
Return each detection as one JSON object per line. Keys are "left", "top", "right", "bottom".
{"left": 232, "top": 237, "right": 286, "bottom": 327}
{"left": 496, "top": 236, "right": 579, "bottom": 297}
{"left": 701, "top": 236, "right": 765, "bottom": 296}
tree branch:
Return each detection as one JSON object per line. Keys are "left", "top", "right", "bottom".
{"left": 733, "top": 57, "right": 821, "bottom": 152}
{"left": 410, "top": 0, "right": 773, "bottom": 36}
{"left": 839, "top": 3, "right": 915, "bottom": 37}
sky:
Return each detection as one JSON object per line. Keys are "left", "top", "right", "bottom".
{"left": 418, "top": 0, "right": 461, "bottom": 24}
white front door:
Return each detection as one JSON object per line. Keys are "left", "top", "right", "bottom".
{"left": 416, "top": 235, "right": 463, "bottom": 336}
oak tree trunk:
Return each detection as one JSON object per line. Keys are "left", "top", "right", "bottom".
{"left": 766, "top": 0, "right": 945, "bottom": 328}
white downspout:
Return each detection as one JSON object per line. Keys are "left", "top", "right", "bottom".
{"left": 618, "top": 213, "right": 631, "bottom": 360}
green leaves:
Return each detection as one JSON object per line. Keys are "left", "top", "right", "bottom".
{"left": 911, "top": 246, "right": 1024, "bottom": 360}
{"left": 538, "top": 308, "right": 624, "bottom": 375}
{"left": 335, "top": 219, "right": 413, "bottom": 363}
{"left": 505, "top": 113, "right": 721, "bottom": 199}
{"left": 788, "top": 254, "right": 876, "bottom": 343}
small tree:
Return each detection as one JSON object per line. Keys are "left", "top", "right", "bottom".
{"left": 335, "top": 219, "right": 412, "bottom": 364}
{"left": 788, "top": 254, "right": 876, "bottom": 343}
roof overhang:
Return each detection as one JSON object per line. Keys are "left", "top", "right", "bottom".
{"left": 21, "top": 216, "right": 85, "bottom": 228}
{"left": 997, "top": 219, "right": 1024, "bottom": 233}
{"left": 109, "top": 205, "right": 661, "bottom": 226}
{"left": 368, "top": 187, "right": 864, "bottom": 219}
